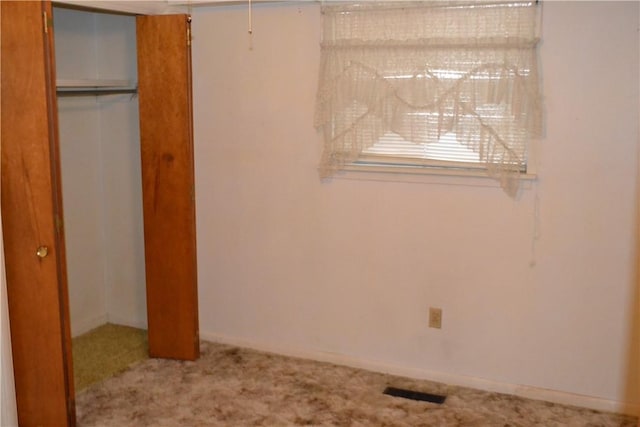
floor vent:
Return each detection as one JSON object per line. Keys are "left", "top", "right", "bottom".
{"left": 383, "top": 387, "right": 446, "bottom": 404}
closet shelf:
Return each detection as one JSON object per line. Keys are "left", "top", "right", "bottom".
{"left": 56, "top": 79, "right": 137, "bottom": 96}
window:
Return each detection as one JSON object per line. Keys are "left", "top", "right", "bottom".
{"left": 315, "top": 1, "right": 542, "bottom": 197}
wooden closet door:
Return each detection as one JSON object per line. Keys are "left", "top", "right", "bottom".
{"left": 137, "top": 15, "right": 199, "bottom": 361}
{"left": 1, "top": 1, "right": 75, "bottom": 425}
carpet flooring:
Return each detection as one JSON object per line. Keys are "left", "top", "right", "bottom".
{"left": 72, "top": 323, "right": 148, "bottom": 391}
{"left": 75, "top": 338, "right": 638, "bottom": 426}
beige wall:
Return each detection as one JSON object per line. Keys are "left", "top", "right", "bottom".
{"left": 191, "top": 1, "right": 639, "bottom": 413}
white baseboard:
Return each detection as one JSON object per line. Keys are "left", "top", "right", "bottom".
{"left": 71, "top": 313, "right": 108, "bottom": 337}
{"left": 200, "top": 331, "right": 640, "bottom": 417}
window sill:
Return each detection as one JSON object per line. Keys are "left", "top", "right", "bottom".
{"left": 330, "top": 163, "right": 537, "bottom": 189}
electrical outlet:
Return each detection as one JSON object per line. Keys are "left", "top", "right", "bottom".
{"left": 429, "top": 307, "right": 442, "bottom": 329}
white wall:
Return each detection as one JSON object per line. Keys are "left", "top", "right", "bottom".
{"left": 54, "top": 7, "right": 146, "bottom": 335}
{"left": 192, "top": 1, "right": 639, "bottom": 414}
{"left": 55, "top": 6, "right": 108, "bottom": 335}
{"left": 95, "top": 13, "right": 147, "bottom": 329}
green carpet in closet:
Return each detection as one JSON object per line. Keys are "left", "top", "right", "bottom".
{"left": 72, "top": 323, "right": 148, "bottom": 392}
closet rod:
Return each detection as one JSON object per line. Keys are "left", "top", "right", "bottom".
{"left": 56, "top": 88, "right": 138, "bottom": 97}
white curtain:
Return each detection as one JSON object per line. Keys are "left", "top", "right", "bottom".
{"left": 315, "top": 1, "right": 542, "bottom": 196}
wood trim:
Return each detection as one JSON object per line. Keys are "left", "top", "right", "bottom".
{"left": 43, "top": 0, "right": 76, "bottom": 422}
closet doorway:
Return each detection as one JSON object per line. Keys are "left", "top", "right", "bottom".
{"left": 1, "top": 1, "right": 199, "bottom": 425}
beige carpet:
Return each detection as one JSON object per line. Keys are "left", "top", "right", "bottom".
{"left": 76, "top": 340, "right": 638, "bottom": 426}
{"left": 72, "top": 323, "right": 148, "bottom": 392}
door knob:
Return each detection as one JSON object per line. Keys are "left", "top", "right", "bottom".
{"left": 36, "top": 246, "right": 49, "bottom": 258}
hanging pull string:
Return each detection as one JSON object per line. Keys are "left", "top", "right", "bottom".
{"left": 248, "top": 0, "right": 253, "bottom": 50}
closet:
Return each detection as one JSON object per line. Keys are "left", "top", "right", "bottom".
{"left": 1, "top": 1, "right": 198, "bottom": 425}
{"left": 54, "top": 6, "right": 146, "bottom": 339}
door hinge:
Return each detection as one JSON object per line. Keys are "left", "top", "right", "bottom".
{"left": 187, "top": 26, "right": 191, "bottom": 47}
{"left": 43, "top": 11, "right": 53, "bottom": 34}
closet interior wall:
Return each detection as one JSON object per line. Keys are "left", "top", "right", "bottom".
{"left": 53, "top": 7, "right": 147, "bottom": 336}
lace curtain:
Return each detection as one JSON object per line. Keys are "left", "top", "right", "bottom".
{"left": 315, "top": 1, "right": 542, "bottom": 197}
